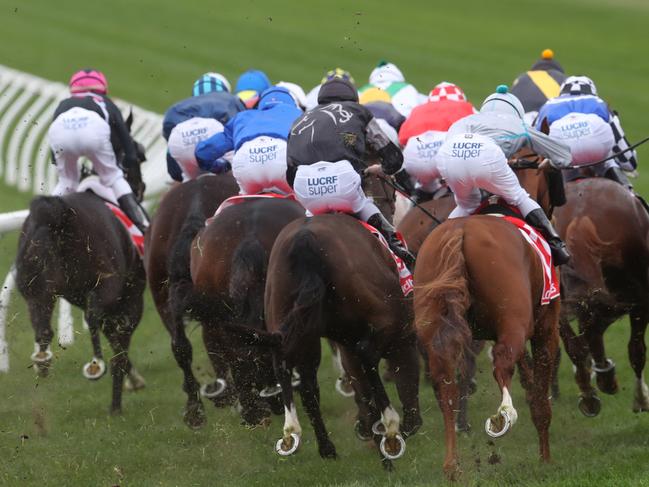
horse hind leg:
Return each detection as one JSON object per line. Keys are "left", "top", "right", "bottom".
{"left": 103, "top": 316, "right": 132, "bottom": 415}
{"left": 273, "top": 351, "right": 302, "bottom": 457}
{"left": 456, "top": 340, "right": 483, "bottom": 433}
{"left": 82, "top": 313, "right": 107, "bottom": 381}
{"left": 385, "top": 337, "right": 422, "bottom": 437}
{"left": 27, "top": 299, "right": 55, "bottom": 377}
{"left": 340, "top": 346, "right": 380, "bottom": 442}
{"left": 296, "top": 340, "right": 336, "bottom": 459}
{"left": 583, "top": 316, "right": 618, "bottom": 395}
{"left": 629, "top": 304, "right": 649, "bottom": 412}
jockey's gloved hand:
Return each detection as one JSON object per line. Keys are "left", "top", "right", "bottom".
{"left": 166, "top": 153, "right": 183, "bottom": 182}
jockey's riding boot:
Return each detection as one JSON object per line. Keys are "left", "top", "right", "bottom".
{"left": 366, "top": 213, "right": 416, "bottom": 271}
{"left": 524, "top": 209, "right": 570, "bottom": 266}
{"left": 604, "top": 166, "right": 633, "bottom": 190}
{"left": 117, "top": 193, "right": 149, "bottom": 234}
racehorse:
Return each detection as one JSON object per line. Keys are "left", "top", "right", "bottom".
{"left": 188, "top": 196, "right": 305, "bottom": 425}
{"left": 143, "top": 172, "right": 239, "bottom": 428}
{"left": 413, "top": 161, "right": 560, "bottom": 479}
{"left": 15, "top": 182, "right": 147, "bottom": 416}
{"left": 554, "top": 177, "right": 649, "bottom": 416}
{"left": 265, "top": 213, "right": 421, "bottom": 469}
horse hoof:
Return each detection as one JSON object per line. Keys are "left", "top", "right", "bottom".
{"left": 291, "top": 370, "right": 301, "bottom": 389}
{"left": 455, "top": 421, "right": 472, "bottom": 433}
{"left": 594, "top": 359, "right": 618, "bottom": 395}
{"left": 380, "top": 434, "right": 406, "bottom": 460}
{"left": 82, "top": 358, "right": 106, "bottom": 380}
{"left": 183, "top": 404, "right": 207, "bottom": 430}
{"left": 200, "top": 378, "right": 227, "bottom": 399}
{"left": 319, "top": 440, "right": 337, "bottom": 459}
{"left": 371, "top": 419, "right": 386, "bottom": 436}
{"left": 485, "top": 410, "right": 511, "bottom": 438}
{"left": 259, "top": 383, "right": 282, "bottom": 398}
{"left": 578, "top": 395, "right": 601, "bottom": 417}
{"left": 275, "top": 433, "right": 300, "bottom": 456}
{"left": 354, "top": 420, "right": 373, "bottom": 441}
{"left": 124, "top": 371, "right": 146, "bottom": 391}
{"left": 401, "top": 412, "right": 422, "bottom": 438}
{"left": 30, "top": 349, "right": 53, "bottom": 363}
{"left": 110, "top": 406, "right": 123, "bottom": 416}
{"left": 335, "top": 377, "right": 355, "bottom": 397}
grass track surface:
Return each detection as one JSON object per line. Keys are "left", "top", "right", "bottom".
{"left": 1, "top": 0, "right": 648, "bottom": 485}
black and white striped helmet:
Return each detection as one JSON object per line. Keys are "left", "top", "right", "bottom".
{"left": 560, "top": 76, "right": 598, "bottom": 96}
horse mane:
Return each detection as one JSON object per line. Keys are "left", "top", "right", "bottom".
{"left": 415, "top": 229, "right": 472, "bottom": 374}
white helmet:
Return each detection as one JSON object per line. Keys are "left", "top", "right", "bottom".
{"left": 560, "top": 75, "right": 597, "bottom": 96}
{"left": 480, "top": 85, "right": 525, "bottom": 119}
{"left": 276, "top": 81, "right": 307, "bottom": 109}
{"left": 369, "top": 61, "right": 405, "bottom": 86}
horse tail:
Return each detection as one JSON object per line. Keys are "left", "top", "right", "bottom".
{"left": 415, "top": 229, "right": 472, "bottom": 372}
{"left": 229, "top": 236, "right": 266, "bottom": 327}
{"left": 280, "top": 227, "right": 327, "bottom": 352}
{"left": 167, "top": 199, "right": 206, "bottom": 309}
{"left": 565, "top": 216, "right": 622, "bottom": 291}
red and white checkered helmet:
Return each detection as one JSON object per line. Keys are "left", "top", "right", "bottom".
{"left": 428, "top": 82, "right": 467, "bottom": 103}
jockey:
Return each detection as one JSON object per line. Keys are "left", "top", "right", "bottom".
{"left": 195, "top": 86, "right": 302, "bottom": 194}
{"left": 287, "top": 77, "right": 416, "bottom": 269}
{"left": 234, "top": 69, "right": 272, "bottom": 109}
{"left": 511, "top": 49, "right": 566, "bottom": 124}
{"left": 358, "top": 61, "right": 423, "bottom": 118}
{"left": 434, "top": 85, "right": 572, "bottom": 265}
{"left": 48, "top": 69, "right": 149, "bottom": 232}
{"left": 304, "top": 67, "right": 355, "bottom": 110}
{"left": 163, "top": 73, "right": 245, "bottom": 181}
{"left": 535, "top": 75, "right": 637, "bottom": 190}
{"left": 276, "top": 81, "right": 308, "bottom": 110}
{"left": 398, "top": 82, "right": 476, "bottom": 203}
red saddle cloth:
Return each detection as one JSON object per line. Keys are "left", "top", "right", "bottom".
{"left": 207, "top": 193, "right": 297, "bottom": 225}
{"left": 358, "top": 221, "right": 413, "bottom": 297}
{"left": 104, "top": 202, "right": 144, "bottom": 257}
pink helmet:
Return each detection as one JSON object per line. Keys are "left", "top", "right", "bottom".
{"left": 69, "top": 69, "right": 108, "bottom": 95}
{"left": 428, "top": 82, "right": 467, "bottom": 102}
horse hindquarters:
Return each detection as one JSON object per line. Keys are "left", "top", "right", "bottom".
{"left": 414, "top": 228, "right": 472, "bottom": 479}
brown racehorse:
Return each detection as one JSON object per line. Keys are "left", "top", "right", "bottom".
{"left": 414, "top": 163, "right": 560, "bottom": 479}
{"left": 144, "top": 172, "right": 238, "bottom": 428}
{"left": 189, "top": 196, "right": 305, "bottom": 425}
{"left": 555, "top": 177, "right": 649, "bottom": 416}
{"left": 265, "top": 214, "right": 421, "bottom": 469}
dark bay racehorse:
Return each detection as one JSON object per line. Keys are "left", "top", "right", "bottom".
{"left": 414, "top": 163, "right": 560, "bottom": 479}
{"left": 397, "top": 189, "right": 455, "bottom": 255}
{"left": 144, "top": 173, "right": 239, "bottom": 428}
{"left": 555, "top": 178, "right": 649, "bottom": 416}
{"left": 189, "top": 196, "right": 305, "bottom": 425}
{"left": 15, "top": 114, "right": 147, "bottom": 414}
{"left": 265, "top": 214, "right": 421, "bottom": 469}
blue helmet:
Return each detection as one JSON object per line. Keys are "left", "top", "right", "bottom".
{"left": 192, "top": 73, "right": 230, "bottom": 96}
{"left": 235, "top": 69, "right": 271, "bottom": 94}
{"left": 257, "top": 87, "right": 296, "bottom": 110}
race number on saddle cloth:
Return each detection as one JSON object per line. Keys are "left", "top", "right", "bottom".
{"left": 77, "top": 178, "right": 144, "bottom": 256}
{"left": 162, "top": 73, "right": 245, "bottom": 182}
{"left": 195, "top": 86, "right": 302, "bottom": 195}
{"left": 167, "top": 117, "right": 225, "bottom": 180}
{"left": 399, "top": 82, "right": 476, "bottom": 195}
{"left": 358, "top": 61, "right": 424, "bottom": 117}
{"left": 359, "top": 221, "right": 414, "bottom": 297}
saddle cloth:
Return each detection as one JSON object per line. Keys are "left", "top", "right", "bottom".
{"left": 495, "top": 214, "right": 559, "bottom": 305}
{"left": 77, "top": 178, "right": 144, "bottom": 257}
{"left": 359, "top": 221, "right": 413, "bottom": 297}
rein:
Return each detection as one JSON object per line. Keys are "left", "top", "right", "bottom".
{"left": 509, "top": 135, "right": 649, "bottom": 171}
{"left": 375, "top": 174, "right": 443, "bottom": 225}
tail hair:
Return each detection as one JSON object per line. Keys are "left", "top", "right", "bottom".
{"left": 280, "top": 228, "right": 327, "bottom": 352}
{"left": 416, "top": 229, "right": 472, "bottom": 373}
{"left": 229, "top": 237, "right": 267, "bottom": 327}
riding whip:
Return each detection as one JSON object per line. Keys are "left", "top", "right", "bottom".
{"left": 374, "top": 174, "right": 443, "bottom": 226}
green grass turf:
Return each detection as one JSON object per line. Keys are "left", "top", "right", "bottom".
{"left": 1, "top": 0, "right": 649, "bottom": 485}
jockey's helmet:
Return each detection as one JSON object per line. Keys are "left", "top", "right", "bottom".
{"left": 560, "top": 76, "right": 598, "bottom": 96}
{"left": 275, "top": 81, "right": 307, "bottom": 109}
{"left": 69, "top": 69, "right": 108, "bottom": 95}
{"left": 428, "top": 82, "right": 467, "bottom": 103}
{"left": 480, "top": 85, "right": 525, "bottom": 119}
{"left": 192, "top": 73, "right": 230, "bottom": 96}
{"left": 369, "top": 61, "right": 405, "bottom": 85}
{"left": 258, "top": 86, "right": 296, "bottom": 110}
{"left": 321, "top": 67, "right": 355, "bottom": 86}
{"left": 318, "top": 77, "right": 359, "bottom": 104}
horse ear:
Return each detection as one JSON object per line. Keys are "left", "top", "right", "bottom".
{"left": 126, "top": 107, "right": 134, "bottom": 130}
{"left": 539, "top": 117, "right": 550, "bottom": 135}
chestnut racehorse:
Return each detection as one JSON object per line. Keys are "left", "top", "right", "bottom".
{"left": 189, "top": 196, "right": 305, "bottom": 425}
{"left": 414, "top": 163, "right": 560, "bottom": 479}
{"left": 265, "top": 214, "right": 421, "bottom": 470}
{"left": 555, "top": 177, "right": 649, "bottom": 416}
{"left": 144, "top": 173, "right": 238, "bottom": 428}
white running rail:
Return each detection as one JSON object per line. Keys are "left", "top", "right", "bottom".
{"left": 0, "top": 64, "right": 172, "bottom": 371}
